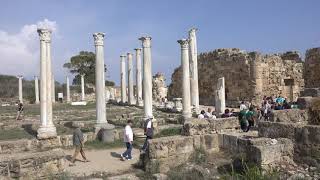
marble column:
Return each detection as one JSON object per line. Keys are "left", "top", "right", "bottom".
{"left": 37, "top": 28, "right": 57, "bottom": 139}
{"left": 135, "top": 48, "right": 143, "bottom": 106}
{"left": 215, "top": 77, "right": 226, "bottom": 114}
{"left": 120, "top": 55, "right": 127, "bottom": 103}
{"left": 127, "top": 52, "right": 134, "bottom": 105}
{"left": 66, "top": 76, "right": 71, "bottom": 103}
{"left": 81, "top": 74, "right": 85, "bottom": 101}
{"left": 34, "top": 76, "right": 40, "bottom": 104}
{"left": 178, "top": 39, "right": 191, "bottom": 119}
{"left": 93, "top": 32, "right": 113, "bottom": 130}
{"left": 139, "top": 36, "right": 153, "bottom": 119}
{"left": 189, "top": 28, "right": 199, "bottom": 113}
{"left": 52, "top": 75, "right": 55, "bottom": 103}
{"left": 17, "top": 75, "right": 23, "bottom": 103}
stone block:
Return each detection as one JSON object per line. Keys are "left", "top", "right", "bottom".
{"left": 270, "top": 109, "right": 308, "bottom": 124}
{"left": 297, "top": 96, "right": 313, "bottom": 109}
{"left": 200, "top": 134, "right": 219, "bottom": 152}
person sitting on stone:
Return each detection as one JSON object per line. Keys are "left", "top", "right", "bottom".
{"left": 198, "top": 110, "right": 205, "bottom": 119}
{"left": 221, "top": 109, "right": 231, "bottom": 118}
{"left": 121, "top": 120, "right": 134, "bottom": 161}
{"left": 70, "top": 123, "right": 89, "bottom": 166}
{"left": 211, "top": 112, "right": 217, "bottom": 119}
{"left": 239, "top": 101, "right": 247, "bottom": 111}
{"left": 204, "top": 108, "right": 213, "bottom": 118}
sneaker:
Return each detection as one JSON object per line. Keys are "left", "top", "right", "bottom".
{"left": 127, "top": 158, "right": 132, "bottom": 160}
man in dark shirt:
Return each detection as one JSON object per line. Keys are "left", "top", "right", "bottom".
{"left": 16, "top": 100, "right": 24, "bottom": 120}
{"left": 70, "top": 124, "right": 89, "bottom": 166}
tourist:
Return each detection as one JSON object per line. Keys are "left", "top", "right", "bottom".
{"left": 198, "top": 110, "right": 205, "bottom": 119}
{"left": 262, "top": 101, "right": 272, "bottom": 120}
{"left": 16, "top": 100, "right": 24, "bottom": 120}
{"left": 221, "top": 109, "right": 231, "bottom": 118}
{"left": 121, "top": 120, "right": 134, "bottom": 161}
{"left": 204, "top": 108, "right": 213, "bottom": 118}
{"left": 239, "top": 101, "right": 247, "bottom": 111}
{"left": 211, "top": 112, "right": 217, "bottom": 119}
{"left": 239, "top": 108, "right": 249, "bottom": 132}
{"left": 245, "top": 107, "right": 255, "bottom": 132}
{"left": 70, "top": 123, "right": 89, "bottom": 166}
{"left": 141, "top": 117, "right": 154, "bottom": 154}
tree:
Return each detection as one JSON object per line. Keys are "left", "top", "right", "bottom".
{"left": 63, "top": 51, "right": 114, "bottom": 86}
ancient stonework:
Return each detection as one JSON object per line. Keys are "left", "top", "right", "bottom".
{"left": 168, "top": 48, "right": 304, "bottom": 106}
{"left": 304, "top": 47, "right": 320, "bottom": 89}
{"left": 152, "top": 73, "right": 168, "bottom": 102}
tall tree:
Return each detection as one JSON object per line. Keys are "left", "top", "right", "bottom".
{"left": 63, "top": 51, "right": 114, "bottom": 86}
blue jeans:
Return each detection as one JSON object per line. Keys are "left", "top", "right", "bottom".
{"left": 122, "top": 142, "right": 132, "bottom": 159}
{"left": 142, "top": 136, "right": 152, "bottom": 151}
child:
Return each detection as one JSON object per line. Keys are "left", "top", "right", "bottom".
{"left": 121, "top": 120, "right": 134, "bottom": 160}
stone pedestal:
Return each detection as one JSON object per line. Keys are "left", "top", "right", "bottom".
{"left": 178, "top": 39, "right": 191, "bottom": 119}
{"left": 173, "top": 98, "right": 183, "bottom": 112}
{"left": 81, "top": 74, "right": 85, "bottom": 101}
{"left": 189, "top": 28, "right": 200, "bottom": 114}
{"left": 17, "top": 75, "right": 23, "bottom": 103}
{"left": 135, "top": 48, "right": 143, "bottom": 106}
{"left": 34, "top": 76, "right": 40, "bottom": 104}
{"left": 98, "top": 127, "right": 116, "bottom": 143}
{"left": 139, "top": 36, "right": 153, "bottom": 118}
{"left": 127, "top": 53, "right": 134, "bottom": 105}
{"left": 93, "top": 32, "right": 114, "bottom": 133}
{"left": 215, "top": 77, "right": 225, "bottom": 114}
{"left": 120, "top": 55, "right": 127, "bottom": 104}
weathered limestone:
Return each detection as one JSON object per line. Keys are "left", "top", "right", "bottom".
{"left": 34, "top": 76, "right": 40, "bottom": 104}
{"left": 81, "top": 74, "right": 85, "bottom": 101}
{"left": 304, "top": 48, "right": 320, "bottom": 89}
{"left": 93, "top": 32, "right": 114, "bottom": 131}
{"left": 120, "top": 55, "right": 127, "bottom": 103}
{"left": 215, "top": 77, "right": 225, "bottom": 114}
{"left": 139, "top": 36, "right": 153, "bottom": 118}
{"left": 173, "top": 98, "right": 183, "bottom": 112}
{"left": 17, "top": 75, "right": 23, "bottom": 103}
{"left": 66, "top": 76, "right": 71, "bottom": 103}
{"left": 37, "top": 28, "right": 57, "bottom": 139}
{"left": 135, "top": 48, "right": 143, "bottom": 106}
{"left": 46, "top": 33, "right": 53, "bottom": 127}
{"left": 189, "top": 28, "right": 200, "bottom": 113}
{"left": 52, "top": 75, "right": 55, "bottom": 103}
{"left": 152, "top": 73, "right": 168, "bottom": 102}
{"left": 178, "top": 39, "right": 191, "bottom": 119}
{"left": 127, "top": 52, "right": 134, "bottom": 105}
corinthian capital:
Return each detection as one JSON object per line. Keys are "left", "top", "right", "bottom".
{"left": 93, "top": 32, "right": 105, "bottom": 46}
{"left": 37, "top": 29, "right": 52, "bottom": 42}
{"left": 177, "top": 39, "right": 189, "bottom": 49}
{"left": 139, "top": 36, "right": 152, "bottom": 48}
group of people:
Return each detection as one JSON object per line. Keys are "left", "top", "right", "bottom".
{"left": 260, "top": 96, "right": 299, "bottom": 120}
{"left": 198, "top": 108, "right": 237, "bottom": 119}
{"left": 70, "top": 118, "right": 154, "bottom": 165}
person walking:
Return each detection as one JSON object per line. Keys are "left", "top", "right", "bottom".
{"left": 141, "top": 117, "right": 154, "bottom": 154}
{"left": 16, "top": 100, "right": 24, "bottom": 120}
{"left": 121, "top": 120, "right": 134, "bottom": 160}
{"left": 70, "top": 124, "right": 89, "bottom": 166}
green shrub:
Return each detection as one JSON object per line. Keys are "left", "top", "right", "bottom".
{"left": 154, "top": 127, "right": 182, "bottom": 138}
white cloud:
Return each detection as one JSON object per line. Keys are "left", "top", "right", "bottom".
{"left": 0, "top": 19, "right": 58, "bottom": 78}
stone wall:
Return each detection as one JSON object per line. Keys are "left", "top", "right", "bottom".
{"left": 270, "top": 109, "right": 309, "bottom": 124}
{"left": 304, "top": 48, "right": 320, "bottom": 88}
{"left": 168, "top": 48, "right": 304, "bottom": 106}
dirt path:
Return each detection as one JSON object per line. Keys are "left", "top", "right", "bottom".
{"left": 64, "top": 148, "right": 140, "bottom": 176}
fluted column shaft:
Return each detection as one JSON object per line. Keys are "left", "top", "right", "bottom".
{"left": 178, "top": 39, "right": 191, "bottom": 119}
{"left": 66, "top": 76, "right": 71, "bottom": 103}
{"left": 52, "top": 75, "right": 55, "bottom": 103}
{"left": 215, "top": 77, "right": 225, "bottom": 114}
{"left": 46, "top": 39, "right": 53, "bottom": 125}
{"left": 127, "top": 53, "right": 134, "bottom": 105}
{"left": 139, "top": 37, "right": 153, "bottom": 118}
{"left": 120, "top": 55, "right": 127, "bottom": 103}
{"left": 135, "top": 48, "right": 143, "bottom": 106}
{"left": 81, "top": 74, "right": 85, "bottom": 101}
{"left": 189, "top": 28, "right": 199, "bottom": 113}
{"left": 17, "top": 76, "right": 23, "bottom": 103}
{"left": 35, "top": 76, "right": 40, "bottom": 104}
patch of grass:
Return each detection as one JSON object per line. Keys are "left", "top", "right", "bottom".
{"left": 167, "top": 165, "right": 208, "bottom": 180}
{"left": 154, "top": 127, "right": 182, "bottom": 138}
{"left": 85, "top": 140, "right": 124, "bottom": 149}
{"left": 0, "top": 128, "right": 34, "bottom": 140}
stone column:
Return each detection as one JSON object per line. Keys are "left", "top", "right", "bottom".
{"left": 17, "top": 75, "right": 23, "bottom": 103}
{"left": 37, "top": 28, "right": 57, "bottom": 139}
{"left": 127, "top": 52, "right": 134, "bottom": 105}
{"left": 66, "top": 76, "right": 71, "bottom": 103}
{"left": 139, "top": 36, "right": 153, "bottom": 118}
{"left": 93, "top": 32, "right": 114, "bottom": 130}
{"left": 34, "top": 76, "right": 40, "bottom": 104}
{"left": 52, "top": 75, "right": 55, "bottom": 103}
{"left": 178, "top": 39, "right": 191, "bottom": 119}
{"left": 81, "top": 74, "right": 85, "bottom": 101}
{"left": 189, "top": 28, "right": 199, "bottom": 113}
{"left": 120, "top": 55, "right": 127, "bottom": 103}
{"left": 135, "top": 48, "right": 143, "bottom": 106}
{"left": 215, "top": 77, "right": 225, "bottom": 114}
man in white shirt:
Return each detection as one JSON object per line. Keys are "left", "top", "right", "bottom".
{"left": 240, "top": 101, "right": 247, "bottom": 111}
{"left": 121, "top": 120, "right": 133, "bottom": 160}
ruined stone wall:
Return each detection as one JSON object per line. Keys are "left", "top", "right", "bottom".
{"left": 152, "top": 73, "right": 168, "bottom": 102}
{"left": 304, "top": 48, "right": 320, "bottom": 88}
{"left": 168, "top": 48, "right": 304, "bottom": 106}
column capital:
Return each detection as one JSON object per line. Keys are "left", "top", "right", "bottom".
{"left": 139, "top": 36, "right": 152, "bottom": 48}
{"left": 81, "top": 74, "right": 85, "bottom": 77}
{"left": 17, "top": 75, "right": 23, "bottom": 79}
{"left": 120, "top": 54, "right": 126, "bottom": 58}
{"left": 177, "top": 39, "right": 189, "bottom": 49}
{"left": 127, "top": 52, "right": 133, "bottom": 57}
{"left": 93, "top": 32, "right": 105, "bottom": 46}
{"left": 134, "top": 48, "right": 142, "bottom": 52}
{"left": 37, "top": 28, "right": 52, "bottom": 42}
{"left": 188, "top": 27, "right": 198, "bottom": 34}
{"left": 34, "top": 75, "right": 39, "bottom": 79}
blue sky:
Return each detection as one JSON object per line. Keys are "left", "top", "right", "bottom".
{"left": 0, "top": 0, "right": 319, "bottom": 85}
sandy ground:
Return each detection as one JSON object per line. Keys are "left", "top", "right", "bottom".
{"left": 64, "top": 148, "right": 140, "bottom": 176}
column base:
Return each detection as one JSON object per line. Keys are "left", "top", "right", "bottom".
{"left": 95, "top": 122, "right": 115, "bottom": 142}
{"left": 37, "top": 125, "right": 57, "bottom": 139}
{"left": 136, "top": 100, "right": 144, "bottom": 107}
{"left": 94, "top": 122, "right": 115, "bottom": 132}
